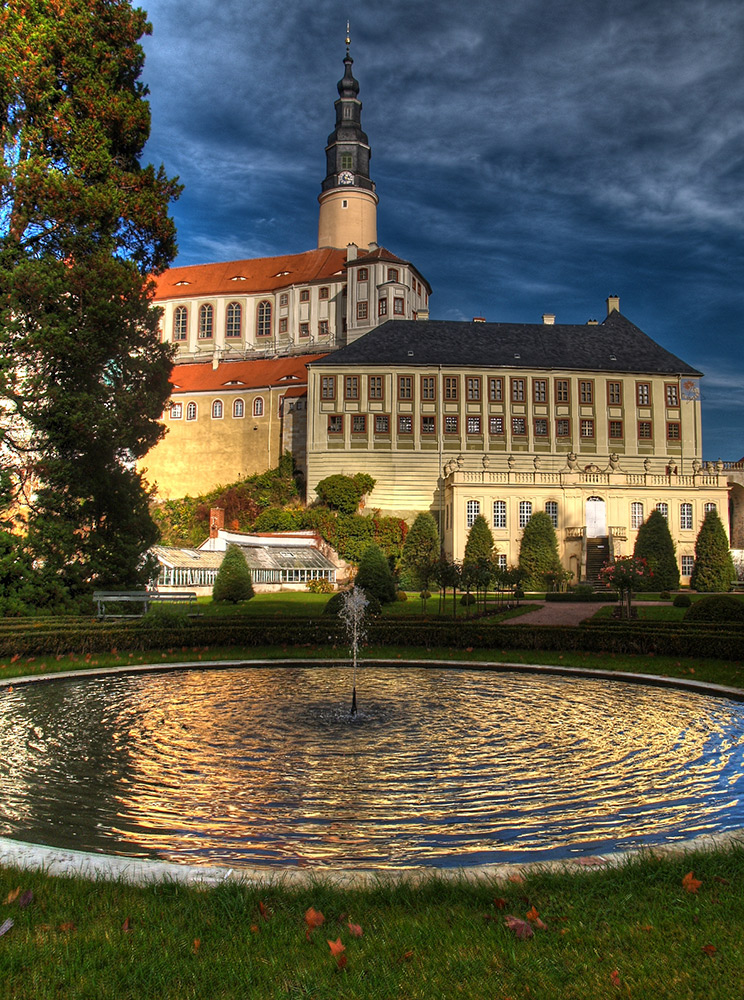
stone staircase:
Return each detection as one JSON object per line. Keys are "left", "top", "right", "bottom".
{"left": 585, "top": 536, "right": 610, "bottom": 586}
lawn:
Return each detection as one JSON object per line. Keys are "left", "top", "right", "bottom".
{"left": 1, "top": 847, "right": 742, "bottom": 999}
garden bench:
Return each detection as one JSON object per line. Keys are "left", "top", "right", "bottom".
{"left": 93, "top": 590, "right": 197, "bottom": 619}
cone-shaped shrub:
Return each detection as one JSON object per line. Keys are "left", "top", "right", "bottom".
{"left": 690, "top": 509, "right": 736, "bottom": 592}
{"left": 355, "top": 542, "right": 397, "bottom": 603}
{"left": 402, "top": 512, "right": 440, "bottom": 590}
{"left": 518, "top": 511, "right": 562, "bottom": 590}
{"left": 632, "top": 509, "right": 680, "bottom": 591}
{"left": 463, "top": 515, "right": 494, "bottom": 566}
{"left": 212, "top": 544, "right": 255, "bottom": 603}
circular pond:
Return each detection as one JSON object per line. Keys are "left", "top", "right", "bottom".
{"left": 1, "top": 664, "right": 744, "bottom": 869}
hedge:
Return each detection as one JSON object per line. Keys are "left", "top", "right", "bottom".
{"left": 2, "top": 617, "right": 743, "bottom": 662}
{"left": 544, "top": 592, "right": 617, "bottom": 603}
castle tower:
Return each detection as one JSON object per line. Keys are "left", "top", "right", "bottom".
{"left": 317, "top": 31, "right": 378, "bottom": 250}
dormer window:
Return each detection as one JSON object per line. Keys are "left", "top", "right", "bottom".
{"left": 387, "top": 268, "right": 399, "bottom": 282}
{"left": 175, "top": 280, "right": 191, "bottom": 286}
{"left": 230, "top": 275, "right": 247, "bottom": 282}
{"left": 275, "top": 270, "right": 290, "bottom": 277}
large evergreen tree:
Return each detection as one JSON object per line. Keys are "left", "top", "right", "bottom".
{"left": 212, "top": 545, "right": 255, "bottom": 604}
{"left": 463, "top": 514, "right": 494, "bottom": 566}
{"left": 690, "top": 509, "right": 736, "bottom": 592}
{"left": 401, "top": 512, "right": 440, "bottom": 591}
{"left": 518, "top": 510, "right": 562, "bottom": 590}
{"left": 632, "top": 510, "right": 680, "bottom": 591}
{"left": 0, "top": 0, "right": 181, "bottom": 592}
{"left": 355, "top": 542, "right": 397, "bottom": 603}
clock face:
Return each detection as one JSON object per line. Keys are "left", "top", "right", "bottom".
{"left": 338, "top": 170, "right": 354, "bottom": 185}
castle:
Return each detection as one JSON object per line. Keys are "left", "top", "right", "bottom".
{"left": 142, "top": 40, "right": 739, "bottom": 584}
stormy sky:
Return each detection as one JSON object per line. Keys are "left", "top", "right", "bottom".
{"left": 139, "top": 0, "right": 743, "bottom": 459}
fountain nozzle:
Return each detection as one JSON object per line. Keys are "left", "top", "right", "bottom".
{"left": 351, "top": 687, "right": 357, "bottom": 716}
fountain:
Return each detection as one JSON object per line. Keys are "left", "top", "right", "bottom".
{"left": 338, "top": 586, "right": 368, "bottom": 716}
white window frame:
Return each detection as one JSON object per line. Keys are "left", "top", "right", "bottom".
{"left": 631, "top": 502, "right": 644, "bottom": 529}
{"left": 466, "top": 500, "right": 480, "bottom": 528}
{"left": 519, "top": 501, "right": 532, "bottom": 528}
{"left": 493, "top": 500, "right": 506, "bottom": 529}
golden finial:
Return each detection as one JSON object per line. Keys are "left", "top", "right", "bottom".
{"left": 346, "top": 20, "right": 351, "bottom": 52}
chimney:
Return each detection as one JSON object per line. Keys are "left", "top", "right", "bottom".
{"left": 606, "top": 295, "right": 620, "bottom": 315}
{"left": 212, "top": 354, "right": 220, "bottom": 370}
{"left": 587, "top": 319, "right": 599, "bottom": 325}
{"left": 542, "top": 314, "right": 555, "bottom": 325}
{"left": 209, "top": 507, "right": 225, "bottom": 539}
{"left": 346, "top": 243, "right": 358, "bottom": 261}
{"left": 472, "top": 316, "right": 486, "bottom": 323}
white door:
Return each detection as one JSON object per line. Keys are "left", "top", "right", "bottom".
{"left": 585, "top": 497, "right": 607, "bottom": 537}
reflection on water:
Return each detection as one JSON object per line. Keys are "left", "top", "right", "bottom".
{"left": 0, "top": 665, "right": 743, "bottom": 868}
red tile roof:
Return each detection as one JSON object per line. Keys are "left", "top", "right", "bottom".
{"left": 169, "top": 354, "right": 327, "bottom": 394}
{"left": 153, "top": 248, "right": 348, "bottom": 301}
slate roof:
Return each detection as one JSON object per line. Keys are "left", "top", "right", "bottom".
{"left": 169, "top": 353, "right": 327, "bottom": 394}
{"left": 308, "top": 312, "right": 701, "bottom": 377}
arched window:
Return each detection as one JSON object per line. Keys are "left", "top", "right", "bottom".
{"left": 631, "top": 502, "right": 644, "bottom": 528}
{"left": 173, "top": 306, "right": 188, "bottom": 341}
{"left": 519, "top": 501, "right": 532, "bottom": 528}
{"left": 466, "top": 500, "right": 480, "bottom": 528}
{"left": 226, "top": 302, "right": 242, "bottom": 338}
{"left": 656, "top": 502, "right": 668, "bottom": 519}
{"left": 680, "top": 502, "right": 693, "bottom": 530}
{"left": 256, "top": 300, "right": 272, "bottom": 337}
{"left": 253, "top": 396, "right": 264, "bottom": 417}
{"left": 198, "top": 303, "right": 213, "bottom": 338}
{"left": 545, "top": 500, "right": 558, "bottom": 529}
{"left": 212, "top": 399, "right": 223, "bottom": 419}
{"left": 704, "top": 502, "right": 717, "bottom": 514}
{"left": 186, "top": 402, "right": 197, "bottom": 421}
{"left": 233, "top": 398, "right": 244, "bottom": 418}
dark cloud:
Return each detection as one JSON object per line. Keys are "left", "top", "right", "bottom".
{"left": 141, "top": 0, "right": 744, "bottom": 458}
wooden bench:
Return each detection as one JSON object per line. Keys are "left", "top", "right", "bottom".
{"left": 93, "top": 591, "right": 197, "bottom": 619}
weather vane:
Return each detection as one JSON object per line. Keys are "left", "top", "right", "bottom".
{"left": 346, "top": 20, "right": 351, "bottom": 53}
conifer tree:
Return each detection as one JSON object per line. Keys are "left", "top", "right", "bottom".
{"left": 690, "top": 509, "right": 736, "bottom": 592}
{"left": 632, "top": 510, "right": 680, "bottom": 591}
{"left": 401, "top": 512, "right": 440, "bottom": 593}
{"left": 355, "top": 542, "right": 397, "bottom": 603}
{"left": 518, "top": 510, "right": 562, "bottom": 591}
{"left": 212, "top": 545, "right": 255, "bottom": 603}
{"left": 0, "top": 1, "right": 181, "bottom": 592}
{"left": 463, "top": 515, "right": 494, "bottom": 566}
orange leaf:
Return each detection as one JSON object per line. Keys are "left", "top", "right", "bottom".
{"left": 610, "top": 969, "right": 621, "bottom": 988}
{"left": 701, "top": 944, "right": 717, "bottom": 956}
{"left": 58, "top": 922, "right": 76, "bottom": 932}
{"left": 508, "top": 873, "right": 525, "bottom": 885}
{"left": 493, "top": 897, "right": 508, "bottom": 910}
{"left": 3, "top": 888, "right": 20, "bottom": 906}
{"left": 399, "top": 949, "right": 415, "bottom": 962}
{"left": 336, "top": 954, "right": 348, "bottom": 970}
{"left": 258, "top": 900, "right": 270, "bottom": 921}
{"left": 192, "top": 938, "right": 200, "bottom": 954}
{"left": 250, "top": 924, "right": 259, "bottom": 934}
{"left": 327, "top": 937, "right": 346, "bottom": 957}
{"left": 347, "top": 921, "right": 363, "bottom": 937}
{"left": 122, "top": 917, "right": 132, "bottom": 933}
{"left": 305, "top": 907, "right": 324, "bottom": 930}
{"left": 526, "top": 907, "right": 546, "bottom": 930}
{"left": 682, "top": 871, "right": 702, "bottom": 894}
{"left": 504, "top": 914, "right": 533, "bottom": 940}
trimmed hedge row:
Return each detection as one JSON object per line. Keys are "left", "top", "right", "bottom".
{"left": 2, "top": 617, "right": 743, "bottom": 662}
{"left": 544, "top": 592, "right": 617, "bottom": 603}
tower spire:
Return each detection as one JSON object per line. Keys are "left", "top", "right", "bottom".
{"left": 317, "top": 34, "right": 378, "bottom": 250}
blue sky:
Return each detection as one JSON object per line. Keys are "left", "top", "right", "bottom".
{"left": 140, "top": 0, "right": 743, "bottom": 459}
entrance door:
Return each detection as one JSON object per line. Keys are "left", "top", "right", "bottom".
{"left": 586, "top": 496, "right": 607, "bottom": 537}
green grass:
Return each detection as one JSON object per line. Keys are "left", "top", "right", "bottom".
{"left": 1, "top": 847, "right": 743, "bottom": 998}
{"left": 591, "top": 605, "right": 688, "bottom": 622}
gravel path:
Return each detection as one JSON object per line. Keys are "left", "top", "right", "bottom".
{"left": 503, "top": 601, "right": 610, "bottom": 626}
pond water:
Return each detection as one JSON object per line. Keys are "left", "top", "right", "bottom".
{"left": 1, "top": 665, "right": 743, "bottom": 869}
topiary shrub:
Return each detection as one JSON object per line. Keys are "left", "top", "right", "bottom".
{"left": 518, "top": 511, "right": 562, "bottom": 590}
{"left": 460, "top": 593, "right": 477, "bottom": 606}
{"left": 354, "top": 543, "right": 397, "bottom": 603}
{"left": 323, "top": 590, "right": 381, "bottom": 617}
{"left": 684, "top": 595, "right": 744, "bottom": 624}
{"left": 659, "top": 591, "right": 671, "bottom": 601}
{"left": 212, "top": 545, "right": 255, "bottom": 604}
{"left": 690, "top": 510, "right": 736, "bottom": 592}
{"left": 314, "top": 474, "right": 376, "bottom": 514}
{"left": 395, "top": 590, "right": 408, "bottom": 601}
{"left": 673, "top": 593, "right": 692, "bottom": 608}
{"left": 633, "top": 510, "right": 680, "bottom": 591}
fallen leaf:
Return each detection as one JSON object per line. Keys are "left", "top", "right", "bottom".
{"left": 192, "top": 938, "right": 201, "bottom": 954}
{"left": 682, "top": 872, "right": 702, "bottom": 894}
{"left": 508, "top": 873, "right": 525, "bottom": 885}
{"left": 3, "top": 888, "right": 20, "bottom": 906}
{"left": 250, "top": 924, "right": 259, "bottom": 934}
{"left": 504, "top": 914, "right": 534, "bottom": 940}
{"left": 327, "top": 937, "right": 346, "bottom": 957}
{"left": 122, "top": 917, "right": 132, "bottom": 933}
{"left": 701, "top": 944, "right": 717, "bottom": 956}
{"left": 336, "top": 954, "right": 348, "bottom": 970}
{"left": 0, "top": 918, "right": 13, "bottom": 938}
{"left": 610, "top": 968, "right": 621, "bottom": 988}
{"left": 258, "top": 900, "right": 271, "bottom": 921}
{"left": 305, "top": 906, "right": 324, "bottom": 940}
{"left": 18, "top": 890, "right": 33, "bottom": 909}
{"left": 526, "top": 907, "right": 546, "bottom": 930}
{"left": 493, "top": 897, "right": 508, "bottom": 910}
{"left": 713, "top": 876, "right": 730, "bottom": 885}
{"left": 347, "top": 922, "right": 363, "bottom": 938}
{"left": 399, "top": 949, "right": 415, "bottom": 962}
{"left": 58, "top": 922, "right": 76, "bottom": 933}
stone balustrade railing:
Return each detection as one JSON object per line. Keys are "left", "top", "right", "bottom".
{"left": 453, "top": 469, "right": 724, "bottom": 487}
